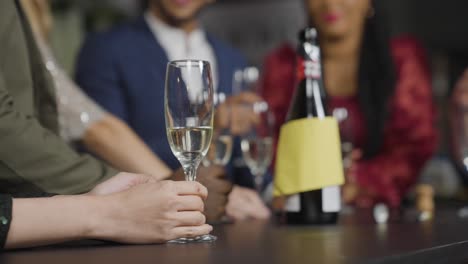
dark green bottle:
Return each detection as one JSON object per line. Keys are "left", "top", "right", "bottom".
{"left": 284, "top": 28, "right": 340, "bottom": 225}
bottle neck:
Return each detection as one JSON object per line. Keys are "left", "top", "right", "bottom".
{"left": 296, "top": 42, "right": 327, "bottom": 119}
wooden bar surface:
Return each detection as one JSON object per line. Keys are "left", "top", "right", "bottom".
{"left": 2, "top": 206, "right": 468, "bottom": 264}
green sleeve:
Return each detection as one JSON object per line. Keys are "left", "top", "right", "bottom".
{"left": 0, "top": 71, "right": 117, "bottom": 194}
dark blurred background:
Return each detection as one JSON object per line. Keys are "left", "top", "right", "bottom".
{"left": 50, "top": 0, "right": 468, "bottom": 72}
{"left": 49, "top": 0, "right": 468, "bottom": 196}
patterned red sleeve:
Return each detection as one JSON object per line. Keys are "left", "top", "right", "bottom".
{"left": 352, "top": 36, "right": 438, "bottom": 208}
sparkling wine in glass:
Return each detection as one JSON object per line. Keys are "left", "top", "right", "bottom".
{"left": 202, "top": 94, "right": 233, "bottom": 167}
{"left": 165, "top": 60, "right": 216, "bottom": 243}
{"left": 240, "top": 101, "right": 275, "bottom": 192}
{"left": 168, "top": 126, "right": 213, "bottom": 174}
{"left": 241, "top": 137, "right": 273, "bottom": 189}
{"left": 203, "top": 133, "right": 233, "bottom": 166}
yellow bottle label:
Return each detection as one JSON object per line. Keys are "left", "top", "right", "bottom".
{"left": 274, "top": 117, "right": 344, "bottom": 196}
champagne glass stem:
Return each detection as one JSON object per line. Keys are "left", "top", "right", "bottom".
{"left": 183, "top": 164, "right": 198, "bottom": 181}
{"left": 254, "top": 172, "right": 263, "bottom": 193}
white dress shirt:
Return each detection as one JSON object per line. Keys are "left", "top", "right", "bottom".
{"left": 144, "top": 11, "right": 219, "bottom": 90}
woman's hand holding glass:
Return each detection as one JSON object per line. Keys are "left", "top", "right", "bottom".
{"left": 165, "top": 60, "right": 216, "bottom": 243}
{"left": 89, "top": 178, "right": 212, "bottom": 244}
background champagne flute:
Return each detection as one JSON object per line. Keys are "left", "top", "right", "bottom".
{"left": 240, "top": 101, "right": 275, "bottom": 192}
{"left": 332, "top": 106, "right": 357, "bottom": 213}
{"left": 232, "top": 66, "right": 260, "bottom": 94}
{"left": 202, "top": 93, "right": 234, "bottom": 167}
{"left": 332, "top": 107, "right": 354, "bottom": 169}
{"left": 165, "top": 60, "right": 216, "bottom": 243}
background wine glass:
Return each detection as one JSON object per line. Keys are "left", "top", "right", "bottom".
{"left": 332, "top": 106, "right": 357, "bottom": 213}
{"left": 240, "top": 101, "right": 275, "bottom": 192}
{"left": 232, "top": 66, "right": 260, "bottom": 94}
{"left": 165, "top": 60, "right": 216, "bottom": 243}
{"left": 202, "top": 93, "right": 233, "bottom": 167}
{"left": 332, "top": 107, "right": 354, "bottom": 169}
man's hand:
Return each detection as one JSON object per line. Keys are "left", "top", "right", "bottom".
{"left": 216, "top": 92, "right": 263, "bottom": 135}
{"left": 92, "top": 180, "right": 212, "bottom": 243}
{"left": 88, "top": 172, "right": 155, "bottom": 196}
{"left": 226, "top": 186, "right": 271, "bottom": 221}
{"left": 170, "top": 166, "right": 232, "bottom": 223}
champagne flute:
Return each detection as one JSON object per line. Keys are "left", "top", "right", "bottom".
{"left": 204, "top": 132, "right": 233, "bottom": 166}
{"left": 202, "top": 93, "right": 234, "bottom": 167}
{"left": 240, "top": 101, "right": 275, "bottom": 192}
{"left": 165, "top": 60, "right": 216, "bottom": 243}
{"left": 332, "top": 107, "right": 354, "bottom": 169}
{"left": 332, "top": 106, "right": 356, "bottom": 213}
{"left": 232, "top": 67, "right": 260, "bottom": 94}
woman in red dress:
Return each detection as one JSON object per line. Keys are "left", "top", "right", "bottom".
{"left": 261, "top": 0, "right": 437, "bottom": 208}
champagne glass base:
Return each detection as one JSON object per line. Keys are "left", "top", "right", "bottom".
{"left": 168, "top": 234, "right": 217, "bottom": 244}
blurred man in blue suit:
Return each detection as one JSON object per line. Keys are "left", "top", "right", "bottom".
{"left": 76, "top": 0, "right": 270, "bottom": 220}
